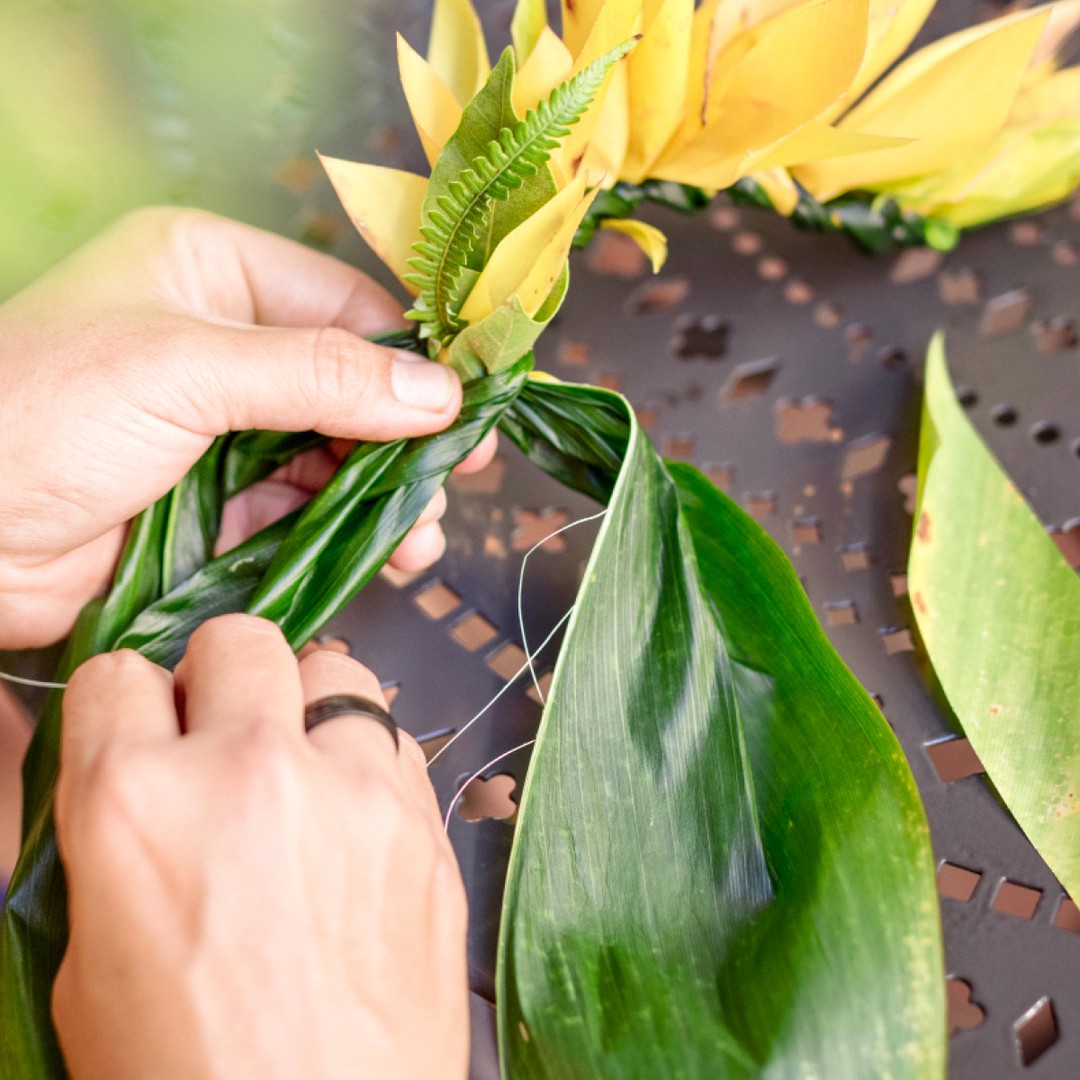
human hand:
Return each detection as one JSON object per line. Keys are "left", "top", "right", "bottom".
{"left": 0, "top": 209, "right": 495, "bottom": 649}
{"left": 52, "top": 614, "right": 469, "bottom": 1080}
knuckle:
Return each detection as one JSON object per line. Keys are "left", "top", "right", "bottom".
{"left": 68, "top": 649, "right": 150, "bottom": 693}
{"left": 76, "top": 746, "right": 144, "bottom": 837}
{"left": 187, "top": 613, "right": 284, "bottom": 653}
{"left": 232, "top": 721, "right": 305, "bottom": 802}
{"left": 397, "top": 733, "right": 428, "bottom": 773}
{"left": 309, "top": 327, "right": 377, "bottom": 422}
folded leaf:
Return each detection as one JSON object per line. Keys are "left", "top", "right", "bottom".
{"left": 512, "top": 26, "right": 573, "bottom": 118}
{"left": 887, "top": 118, "right": 1080, "bottom": 227}
{"left": 511, "top": 0, "right": 548, "bottom": 64}
{"left": 797, "top": 9, "right": 1049, "bottom": 199}
{"left": 426, "top": 0, "right": 490, "bottom": 106}
{"left": 655, "top": 0, "right": 870, "bottom": 189}
{"left": 498, "top": 379, "right": 944, "bottom": 1080}
{"left": 318, "top": 155, "right": 427, "bottom": 292}
{"left": 450, "top": 269, "right": 569, "bottom": 379}
{"left": 397, "top": 34, "right": 463, "bottom": 167}
{"left": 599, "top": 217, "right": 668, "bottom": 269}
{"left": 819, "top": 0, "right": 937, "bottom": 122}
{"left": 621, "top": 0, "right": 692, "bottom": 182}
{"left": 460, "top": 172, "right": 598, "bottom": 322}
{"left": 909, "top": 336, "right": 1080, "bottom": 900}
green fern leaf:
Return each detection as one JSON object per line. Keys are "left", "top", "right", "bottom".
{"left": 408, "top": 39, "right": 636, "bottom": 347}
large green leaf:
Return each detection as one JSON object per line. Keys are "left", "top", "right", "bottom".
{"left": 909, "top": 336, "right": 1080, "bottom": 898}
{"left": 498, "top": 381, "right": 944, "bottom": 1079}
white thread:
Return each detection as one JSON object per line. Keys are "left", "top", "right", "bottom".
{"left": 425, "top": 606, "right": 572, "bottom": 769}
{"left": 444, "top": 739, "right": 536, "bottom": 832}
{"left": 517, "top": 509, "right": 606, "bottom": 704}
{"left": 0, "top": 670, "right": 67, "bottom": 690}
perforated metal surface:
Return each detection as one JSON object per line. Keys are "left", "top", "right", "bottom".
{"left": 319, "top": 192, "right": 1080, "bottom": 1079}
{"left": 2, "top": 1, "right": 1079, "bottom": 1076}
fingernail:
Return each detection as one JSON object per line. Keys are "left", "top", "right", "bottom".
{"left": 390, "top": 352, "right": 457, "bottom": 412}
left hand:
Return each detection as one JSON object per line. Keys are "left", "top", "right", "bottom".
{"left": 0, "top": 209, "right": 495, "bottom": 649}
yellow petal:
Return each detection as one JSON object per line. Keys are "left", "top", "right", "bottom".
{"left": 318, "top": 155, "right": 426, "bottom": 294}
{"left": 511, "top": 0, "right": 548, "bottom": 62}
{"left": 819, "top": 0, "right": 937, "bottom": 122}
{"left": 397, "top": 34, "right": 462, "bottom": 168}
{"left": 578, "top": 59, "right": 631, "bottom": 185}
{"left": 600, "top": 218, "right": 668, "bottom": 270}
{"left": 1011, "top": 66, "right": 1080, "bottom": 126}
{"left": 513, "top": 26, "right": 573, "bottom": 117}
{"left": 460, "top": 173, "right": 599, "bottom": 321}
{"left": 749, "top": 121, "right": 910, "bottom": 171}
{"left": 554, "top": 0, "right": 644, "bottom": 178}
{"left": 622, "top": 0, "right": 693, "bottom": 182}
{"left": 796, "top": 9, "right": 1051, "bottom": 200}
{"left": 512, "top": 0, "right": 548, "bottom": 62}
{"left": 750, "top": 168, "right": 800, "bottom": 214}
{"left": 1026, "top": 0, "right": 1080, "bottom": 78}
{"left": 427, "top": 0, "right": 491, "bottom": 106}
{"left": 677, "top": 0, "right": 724, "bottom": 146}
{"left": 561, "top": 0, "right": 616, "bottom": 58}
{"left": 889, "top": 118, "right": 1080, "bottom": 227}
{"left": 657, "top": 0, "right": 870, "bottom": 186}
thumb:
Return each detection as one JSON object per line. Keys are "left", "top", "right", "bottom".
{"left": 171, "top": 323, "right": 462, "bottom": 440}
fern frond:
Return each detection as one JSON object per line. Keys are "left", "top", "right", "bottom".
{"left": 408, "top": 39, "right": 636, "bottom": 345}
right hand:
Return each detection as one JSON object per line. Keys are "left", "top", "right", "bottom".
{"left": 52, "top": 614, "right": 469, "bottom": 1080}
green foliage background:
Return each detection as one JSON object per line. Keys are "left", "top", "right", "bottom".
{"left": 0, "top": 0, "right": 430, "bottom": 299}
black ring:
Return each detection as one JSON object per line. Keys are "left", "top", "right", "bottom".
{"left": 303, "top": 694, "right": 399, "bottom": 750}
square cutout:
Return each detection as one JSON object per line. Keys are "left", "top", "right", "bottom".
{"left": 487, "top": 642, "right": 528, "bottom": 681}
{"left": 1053, "top": 896, "right": 1080, "bottom": 934}
{"left": 451, "top": 612, "right": 499, "bottom": 652}
{"left": 839, "top": 543, "right": 870, "bottom": 571}
{"left": 937, "top": 862, "right": 982, "bottom": 902}
{"left": 992, "top": 880, "right": 1042, "bottom": 920}
{"left": 413, "top": 582, "right": 462, "bottom": 620}
{"left": 926, "top": 738, "right": 985, "bottom": 782}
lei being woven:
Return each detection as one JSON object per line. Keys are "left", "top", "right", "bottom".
{"left": 3, "top": 0, "right": 1079, "bottom": 1076}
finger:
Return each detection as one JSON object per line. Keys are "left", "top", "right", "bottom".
{"left": 414, "top": 487, "right": 448, "bottom": 529}
{"left": 214, "top": 481, "right": 310, "bottom": 556}
{"left": 453, "top": 430, "right": 498, "bottom": 474}
{"left": 174, "top": 615, "right": 303, "bottom": 736}
{"left": 386, "top": 522, "right": 447, "bottom": 573}
{"left": 270, "top": 447, "right": 341, "bottom": 493}
{"left": 61, "top": 651, "right": 177, "bottom": 776}
{"left": 297, "top": 651, "right": 396, "bottom": 765}
{"left": 169, "top": 321, "right": 462, "bottom": 441}
{"left": 148, "top": 210, "right": 408, "bottom": 337}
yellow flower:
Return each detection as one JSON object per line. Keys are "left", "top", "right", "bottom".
{"left": 505, "top": 0, "right": 903, "bottom": 194}
{"left": 868, "top": 3, "right": 1080, "bottom": 226}
{"left": 790, "top": 1, "right": 1077, "bottom": 217}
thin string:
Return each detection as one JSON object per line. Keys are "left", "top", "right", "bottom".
{"left": 425, "top": 606, "right": 572, "bottom": 769}
{"left": 0, "top": 671, "right": 67, "bottom": 690}
{"left": 444, "top": 738, "right": 536, "bottom": 832}
{"left": 517, "top": 509, "right": 606, "bottom": 705}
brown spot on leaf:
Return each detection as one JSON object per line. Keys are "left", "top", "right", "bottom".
{"left": 913, "top": 591, "right": 927, "bottom": 616}
{"left": 916, "top": 512, "right": 932, "bottom": 543}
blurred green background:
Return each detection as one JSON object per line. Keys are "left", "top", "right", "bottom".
{"left": 0, "top": 0, "right": 463, "bottom": 300}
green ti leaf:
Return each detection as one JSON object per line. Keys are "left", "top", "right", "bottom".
{"left": 496, "top": 380, "right": 945, "bottom": 1080}
{"left": 910, "top": 336, "right": 1080, "bottom": 899}
{"left": 405, "top": 41, "right": 634, "bottom": 349}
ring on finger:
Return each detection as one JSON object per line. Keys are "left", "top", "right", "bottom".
{"left": 303, "top": 694, "right": 399, "bottom": 751}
